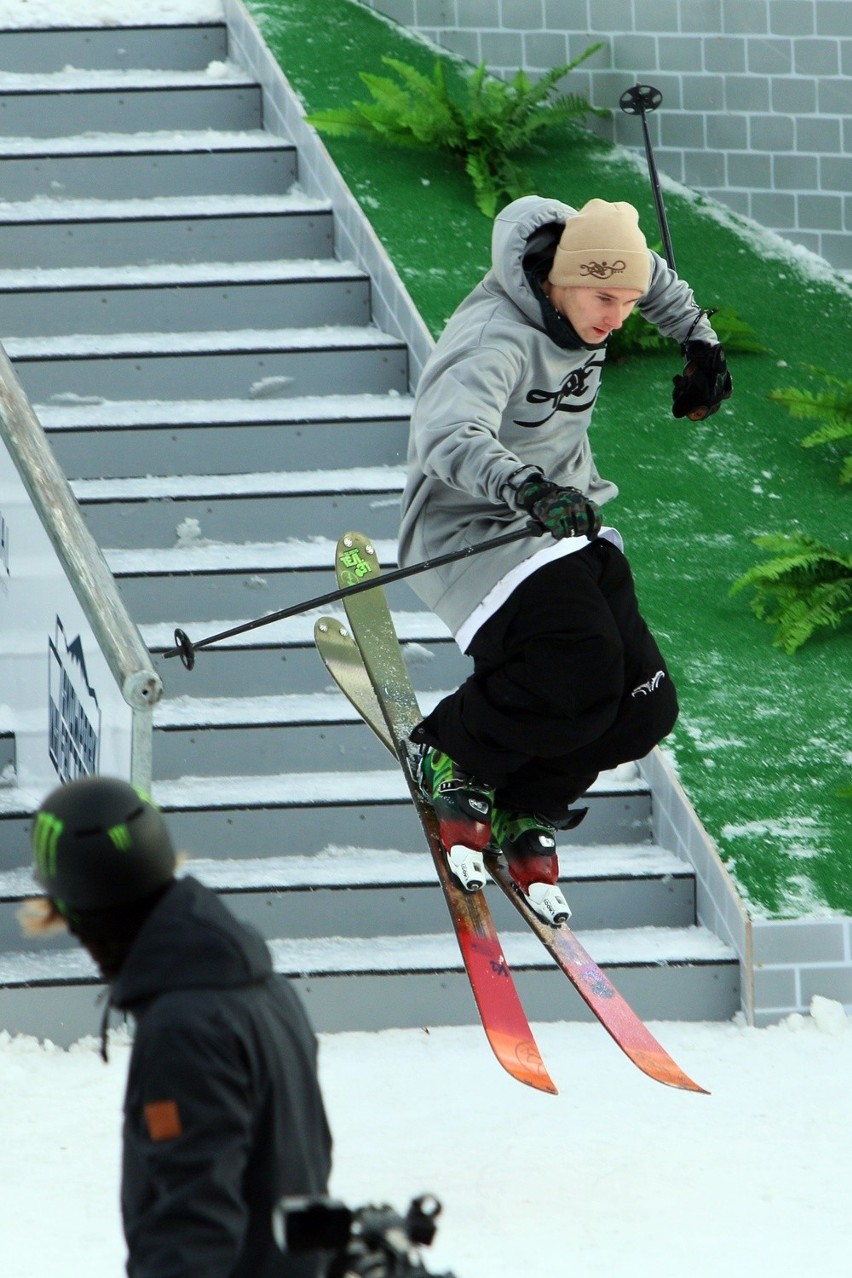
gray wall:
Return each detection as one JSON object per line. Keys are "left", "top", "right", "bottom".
{"left": 360, "top": 0, "right": 852, "bottom": 272}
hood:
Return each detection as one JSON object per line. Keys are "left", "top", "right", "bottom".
{"left": 110, "top": 875, "right": 272, "bottom": 1010}
{"left": 490, "top": 195, "right": 578, "bottom": 324}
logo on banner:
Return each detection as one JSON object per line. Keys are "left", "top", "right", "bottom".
{"left": 48, "top": 617, "right": 101, "bottom": 782}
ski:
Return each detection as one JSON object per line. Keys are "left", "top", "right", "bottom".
{"left": 315, "top": 533, "right": 707, "bottom": 1095}
{"left": 323, "top": 532, "right": 557, "bottom": 1095}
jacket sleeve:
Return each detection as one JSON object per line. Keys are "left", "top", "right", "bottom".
{"left": 409, "top": 341, "right": 538, "bottom": 505}
{"left": 637, "top": 250, "right": 719, "bottom": 346}
{"left": 122, "top": 1008, "right": 257, "bottom": 1278}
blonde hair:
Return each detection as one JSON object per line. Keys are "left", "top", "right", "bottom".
{"left": 18, "top": 896, "right": 68, "bottom": 938}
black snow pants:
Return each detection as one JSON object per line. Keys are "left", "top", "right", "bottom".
{"left": 412, "top": 538, "right": 679, "bottom": 820}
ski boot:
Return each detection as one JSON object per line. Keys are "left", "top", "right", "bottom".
{"left": 416, "top": 746, "right": 494, "bottom": 892}
{"left": 490, "top": 808, "right": 572, "bottom": 925}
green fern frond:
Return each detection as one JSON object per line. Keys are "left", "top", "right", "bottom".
{"left": 769, "top": 372, "right": 852, "bottom": 484}
{"left": 608, "top": 299, "right": 763, "bottom": 360}
{"left": 800, "top": 417, "right": 852, "bottom": 447}
{"left": 708, "top": 306, "right": 766, "bottom": 353}
{"left": 306, "top": 48, "right": 606, "bottom": 217}
{"left": 730, "top": 534, "right": 852, "bottom": 653}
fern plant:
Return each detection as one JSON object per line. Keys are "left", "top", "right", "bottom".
{"left": 608, "top": 301, "right": 765, "bottom": 360}
{"left": 730, "top": 533, "right": 852, "bottom": 653}
{"left": 770, "top": 371, "right": 852, "bottom": 484}
{"left": 306, "top": 48, "right": 607, "bottom": 218}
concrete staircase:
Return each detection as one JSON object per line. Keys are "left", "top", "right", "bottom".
{"left": 0, "top": 16, "right": 739, "bottom": 1045}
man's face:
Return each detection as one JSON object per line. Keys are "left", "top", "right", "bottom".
{"left": 551, "top": 283, "right": 644, "bottom": 344}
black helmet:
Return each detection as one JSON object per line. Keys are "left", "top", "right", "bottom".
{"left": 32, "top": 776, "right": 176, "bottom": 915}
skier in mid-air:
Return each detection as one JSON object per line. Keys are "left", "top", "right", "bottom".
{"left": 398, "top": 195, "right": 732, "bottom": 923}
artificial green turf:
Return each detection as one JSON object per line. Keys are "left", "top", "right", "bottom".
{"left": 246, "top": 0, "right": 852, "bottom": 919}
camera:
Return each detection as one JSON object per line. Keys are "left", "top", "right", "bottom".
{"left": 273, "top": 1193, "right": 457, "bottom": 1278}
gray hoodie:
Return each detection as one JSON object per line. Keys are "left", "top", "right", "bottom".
{"left": 397, "top": 194, "right": 716, "bottom": 635}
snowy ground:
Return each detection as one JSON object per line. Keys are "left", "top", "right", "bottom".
{"left": 3, "top": 999, "right": 852, "bottom": 1278}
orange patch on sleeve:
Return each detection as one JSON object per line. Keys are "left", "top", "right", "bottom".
{"left": 143, "top": 1099, "right": 183, "bottom": 1142}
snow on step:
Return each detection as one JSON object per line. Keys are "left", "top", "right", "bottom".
{"left": 0, "top": 258, "right": 365, "bottom": 291}
{"left": 0, "top": 947, "right": 97, "bottom": 986}
{"left": 152, "top": 770, "right": 410, "bottom": 810}
{"left": 105, "top": 536, "right": 398, "bottom": 574}
{"left": 151, "top": 765, "right": 645, "bottom": 812}
{"left": 153, "top": 688, "right": 441, "bottom": 728}
{"left": 37, "top": 392, "right": 413, "bottom": 430}
{"left": 268, "top": 925, "right": 736, "bottom": 977}
{"left": 140, "top": 609, "right": 447, "bottom": 650}
{"left": 0, "top": 842, "right": 689, "bottom": 904}
{"left": 5, "top": 325, "right": 401, "bottom": 359}
{"left": 0, "top": 67, "right": 253, "bottom": 91}
{"left": 0, "top": 192, "right": 329, "bottom": 223}
{"left": 0, "top": 921, "right": 734, "bottom": 989}
{"left": 183, "top": 843, "right": 690, "bottom": 891}
{"left": 72, "top": 466, "right": 405, "bottom": 502}
{"left": 0, "top": 128, "right": 285, "bottom": 156}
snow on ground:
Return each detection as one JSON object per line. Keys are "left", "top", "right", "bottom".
{"left": 2, "top": 1000, "right": 852, "bottom": 1278}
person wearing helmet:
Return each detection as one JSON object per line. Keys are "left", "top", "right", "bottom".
{"left": 28, "top": 775, "right": 332, "bottom": 1278}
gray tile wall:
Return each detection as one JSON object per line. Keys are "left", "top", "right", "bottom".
{"left": 361, "top": 0, "right": 852, "bottom": 271}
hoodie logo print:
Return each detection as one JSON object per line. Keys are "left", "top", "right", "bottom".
{"left": 515, "top": 353, "right": 604, "bottom": 427}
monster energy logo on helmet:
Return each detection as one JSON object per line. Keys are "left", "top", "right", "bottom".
{"left": 32, "top": 776, "right": 176, "bottom": 914}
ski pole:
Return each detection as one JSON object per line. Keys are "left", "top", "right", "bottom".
{"left": 164, "top": 522, "right": 544, "bottom": 669}
{"left": 618, "top": 83, "right": 677, "bottom": 271}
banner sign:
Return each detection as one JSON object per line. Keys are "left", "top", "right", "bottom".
{"left": 0, "top": 441, "right": 132, "bottom": 794}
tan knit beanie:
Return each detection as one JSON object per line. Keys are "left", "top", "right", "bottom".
{"left": 549, "top": 198, "right": 650, "bottom": 293}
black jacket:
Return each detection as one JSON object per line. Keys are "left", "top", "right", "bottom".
{"left": 111, "top": 876, "right": 332, "bottom": 1278}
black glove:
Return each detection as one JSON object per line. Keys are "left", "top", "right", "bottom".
{"left": 513, "top": 473, "right": 602, "bottom": 541}
{"left": 672, "top": 340, "right": 732, "bottom": 421}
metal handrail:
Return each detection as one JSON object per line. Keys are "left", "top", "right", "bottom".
{"left": 0, "top": 341, "right": 163, "bottom": 786}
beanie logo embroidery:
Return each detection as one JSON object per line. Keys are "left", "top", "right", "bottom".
{"left": 33, "top": 812, "right": 64, "bottom": 879}
{"left": 579, "top": 259, "right": 627, "bottom": 280}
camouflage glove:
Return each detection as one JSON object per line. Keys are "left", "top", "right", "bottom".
{"left": 513, "top": 473, "right": 602, "bottom": 541}
{"left": 672, "top": 340, "right": 732, "bottom": 421}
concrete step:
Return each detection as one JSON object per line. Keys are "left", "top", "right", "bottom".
{"left": 0, "top": 842, "right": 697, "bottom": 954}
{"left": 0, "top": 71, "right": 263, "bottom": 135}
{"left": 152, "top": 690, "right": 399, "bottom": 779}
{"left": 0, "top": 193, "right": 335, "bottom": 269}
{"left": 0, "top": 919, "right": 740, "bottom": 1045}
{"left": 142, "top": 609, "right": 465, "bottom": 700}
{"left": 283, "top": 925, "right": 741, "bottom": 1032}
{"left": 0, "top": 259, "right": 370, "bottom": 338}
{"left": 0, "top": 129, "right": 296, "bottom": 201}
{"left": 151, "top": 769, "right": 653, "bottom": 857}
{"left": 7, "top": 324, "right": 409, "bottom": 403}
{"left": 0, "top": 23, "right": 229, "bottom": 73}
{"left": 104, "top": 535, "right": 409, "bottom": 623}
{"left": 0, "top": 769, "right": 653, "bottom": 871}
{"left": 39, "top": 394, "right": 411, "bottom": 478}
{"left": 73, "top": 466, "right": 405, "bottom": 547}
